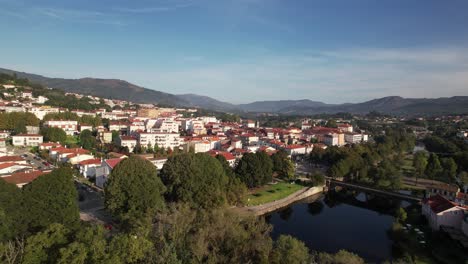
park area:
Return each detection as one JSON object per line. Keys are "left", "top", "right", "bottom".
{"left": 245, "top": 182, "right": 305, "bottom": 206}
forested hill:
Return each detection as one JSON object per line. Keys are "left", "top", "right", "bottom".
{"left": 0, "top": 68, "right": 188, "bottom": 107}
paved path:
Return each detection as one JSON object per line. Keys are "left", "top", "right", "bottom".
{"left": 235, "top": 186, "right": 324, "bottom": 216}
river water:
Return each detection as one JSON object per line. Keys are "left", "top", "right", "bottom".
{"left": 266, "top": 191, "right": 415, "bottom": 263}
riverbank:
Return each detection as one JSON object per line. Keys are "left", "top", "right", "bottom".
{"left": 236, "top": 185, "right": 324, "bottom": 216}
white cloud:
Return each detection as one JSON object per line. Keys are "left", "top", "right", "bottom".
{"left": 136, "top": 47, "right": 468, "bottom": 103}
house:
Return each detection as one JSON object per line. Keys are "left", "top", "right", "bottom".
{"left": 0, "top": 139, "right": 6, "bottom": 156}
{"left": 182, "top": 140, "right": 211, "bottom": 153}
{"left": 117, "top": 136, "right": 137, "bottom": 152}
{"left": 0, "top": 163, "right": 32, "bottom": 175}
{"left": 344, "top": 132, "right": 363, "bottom": 144}
{"left": 44, "top": 120, "right": 78, "bottom": 135}
{"left": 39, "top": 142, "right": 62, "bottom": 151}
{"left": 0, "top": 131, "right": 10, "bottom": 139}
{"left": 284, "top": 144, "right": 310, "bottom": 156}
{"left": 1, "top": 170, "right": 50, "bottom": 188}
{"left": 427, "top": 184, "right": 460, "bottom": 201}
{"left": 12, "top": 134, "right": 43, "bottom": 147}
{"left": 240, "top": 134, "right": 259, "bottom": 145}
{"left": 338, "top": 123, "right": 353, "bottom": 133}
{"left": 29, "top": 106, "right": 60, "bottom": 120}
{"left": 100, "top": 131, "right": 113, "bottom": 144}
{"left": 146, "top": 157, "right": 168, "bottom": 170}
{"left": 422, "top": 194, "right": 467, "bottom": 230}
{"left": 79, "top": 124, "right": 93, "bottom": 132}
{"left": 455, "top": 191, "right": 468, "bottom": 206}
{"left": 208, "top": 150, "right": 236, "bottom": 167}
{"left": 95, "top": 158, "right": 126, "bottom": 188}
{"left": 78, "top": 158, "right": 102, "bottom": 178}
{"left": 0, "top": 156, "right": 26, "bottom": 165}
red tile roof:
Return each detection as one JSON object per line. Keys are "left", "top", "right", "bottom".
{"left": 207, "top": 150, "right": 235, "bottom": 160}
{"left": 79, "top": 158, "right": 102, "bottom": 166}
{"left": 105, "top": 158, "right": 124, "bottom": 169}
{"left": 0, "top": 163, "right": 31, "bottom": 170}
{"left": 0, "top": 156, "right": 23, "bottom": 163}
{"left": 423, "top": 194, "right": 456, "bottom": 214}
{"left": 1, "top": 170, "right": 50, "bottom": 186}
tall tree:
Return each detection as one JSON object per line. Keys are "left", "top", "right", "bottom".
{"left": 79, "top": 129, "right": 96, "bottom": 150}
{"left": 413, "top": 151, "right": 428, "bottom": 184}
{"left": 236, "top": 153, "right": 269, "bottom": 188}
{"left": 160, "top": 153, "right": 229, "bottom": 209}
{"left": 215, "top": 155, "right": 247, "bottom": 206}
{"left": 22, "top": 167, "right": 79, "bottom": 232}
{"left": 441, "top": 157, "right": 458, "bottom": 182}
{"left": 271, "top": 150, "right": 295, "bottom": 180}
{"left": 105, "top": 156, "right": 166, "bottom": 229}
{"left": 41, "top": 127, "right": 67, "bottom": 144}
{"left": 425, "top": 153, "right": 443, "bottom": 180}
{"left": 0, "top": 180, "right": 25, "bottom": 241}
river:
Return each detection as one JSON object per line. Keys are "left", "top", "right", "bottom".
{"left": 266, "top": 190, "right": 416, "bottom": 263}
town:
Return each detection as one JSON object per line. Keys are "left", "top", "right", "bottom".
{"left": 1, "top": 71, "right": 467, "bottom": 263}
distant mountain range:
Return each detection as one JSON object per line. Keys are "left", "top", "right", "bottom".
{"left": 2, "top": 67, "right": 467, "bottom": 115}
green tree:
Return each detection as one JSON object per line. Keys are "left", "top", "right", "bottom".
{"left": 152, "top": 204, "right": 273, "bottom": 264}
{"left": 413, "top": 151, "right": 428, "bottom": 182}
{"left": 314, "top": 250, "right": 364, "bottom": 264}
{"left": 108, "top": 234, "right": 153, "bottom": 264}
{"left": 395, "top": 207, "right": 407, "bottom": 223}
{"left": 215, "top": 154, "right": 247, "bottom": 206}
{"left": 270, "top": 235, "right": 309, "bottom": 264}
{"left": 105, "top": 156, "right": 166, "bottom": 229}
{"left": 271, "top": 150, "right": 295, "bottom": 180}
{"left": 0, "top": 180, "right": 25, "bottom": 241}
{"left": 160, "top": 153, "right": 229, "bottom": 209}
{"left": 41, "top": 127, "right": 67, "bottom": 144}
{"left": 325, "top": 119, "right": 337, "bottom": 128}
{"left": 22, "top": 167, "right": 79, "bottom": 231}
{"left": 79, "top": 129, "right": 96, "bottom": 150}
{"left": 425, "top": 153, "right": 443, "bottom": 180}
{"left": 236, "top": 152, "right": 273, "bottom": 188}
{"left": 22, "top": 223, "right": 70, "bottom": 264}
{"left": 441, "top": 157, "right": 458, "bottom": 182}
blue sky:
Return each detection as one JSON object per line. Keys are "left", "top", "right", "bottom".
{"left": 1, "top": 0, "right": 467, "bottom": 104}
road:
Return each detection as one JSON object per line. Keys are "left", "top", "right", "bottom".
{"left": 11, "top": 148, "right": 55, "bottom": 171}
{"left": 76, "top": 181, "right": 113, "bottom": 225}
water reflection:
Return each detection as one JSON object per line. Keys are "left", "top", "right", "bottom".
{"left": 267, "top": 190, "right": 416, "bottom": 263}
{"left": 307, "top": 201, "right": 324, "bottom": 215}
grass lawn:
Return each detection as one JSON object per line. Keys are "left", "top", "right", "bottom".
{"left": 245, "top": 182, "right": 305, "bottom": 206}
{"left": 64, "top": 135, "right": 79, "bottom": 146}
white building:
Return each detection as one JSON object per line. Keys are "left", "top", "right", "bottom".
{"left": 28, "top": 106, "right": 60, "bottom": 120}
{"left": 78, "top": 158, "right": 102, "bottom": 178}
{"left": 150, "top": 119, "right": 179, "bottom": 133}
{"left": 146, "top": 157, "right": 167, "bottom": 170}
{"left": 137, "top": 132, "right": 181, "bottom": 150}
{"left": 44, "top": 120, "right": 78, "bottom": 135}
{"left": 183, "top": 140, "right": 212, "bottom": 153}
{"left": 117, "top": 136, "right": 137, "bottom": 152}
{"left": 12, "top": 134, "right": 43, "bottom": 147}
{"left": 323, "top": 133, "right": 339, "bottom": 146}
{"left": 422, "top": 194, "right": 467, "bottom": 231}
{"left": 95, "top": 158, "right": 125, "bottom": 188}
{"left": 344, "top": 133, "right": 363, "bottom": 144}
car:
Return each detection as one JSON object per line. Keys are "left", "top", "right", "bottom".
{"left": 34, "top": 156, "right": 41, "bottom": 160}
